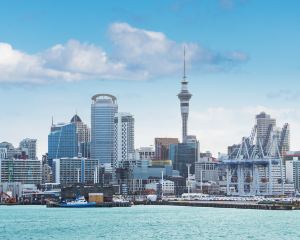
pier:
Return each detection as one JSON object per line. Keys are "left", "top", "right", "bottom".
{"left": 46, "top": 201, "right": 131, "bottom": 208}
{"left": 135, "top": 200, "right": 300, "bottom": 210}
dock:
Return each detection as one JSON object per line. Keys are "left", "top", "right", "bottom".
{"left": 135, "top": 200, "right": 300, "bottom": 210}
{"left": 46, "top": 201, "right": 131, "bottom": 208}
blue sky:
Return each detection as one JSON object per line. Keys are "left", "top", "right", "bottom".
{"left": 1, "top": 0, "right": 300, "bottom": 157}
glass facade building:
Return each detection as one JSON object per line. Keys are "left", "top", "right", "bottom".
{"left": 91, "top": 94, "right": 118, "bottom": 165}
{"left": 169, "top": 142, "right": 199, "bottom": 178}
{"left": 48, "top": 123, "right": 78, "bottom": 161}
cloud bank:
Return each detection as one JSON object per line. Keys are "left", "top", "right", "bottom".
{"left": 0, "top": 22, "right": 248, "bottom": 84}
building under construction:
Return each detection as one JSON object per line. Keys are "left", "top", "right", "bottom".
{"left": 222, "top": 112, "right": 293, "bottom": 196}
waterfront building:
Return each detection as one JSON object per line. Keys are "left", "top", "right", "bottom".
{"left": 155, "top": 138, "right": 179, "bottom": 160}
{"left": 0, "top": 159, "right": 42, "bottom": 184}
{"left": 145, "top": 180, "right": 175, "bottom": 195}
{"left": 19, "top": 138, "right": 37, "bottom": 160}
{"left": 113, "top": 113, "right": 135, "bottom": 168}
{"left": 48, "top": 122, "right": 78, "bottom": 162}
{"left": 53, "top": 157, "right": 101, "bottom": 185}
{"left": 42, "top": 163, "right": 52, "bottom": 183}
{"left": 195, "top": 152, "right": 219, "bottom": 183}
{"left": 256, "top": 164, "right": 294, "bottom": 195}
{"left": 127, "top": 179, "right": 157, "bottom": 194}
{"left": 169, "top": 136, "right": 199, "bottom": 178}
{"left": 283, "top": 151, "right": 300, "bottom": 192}
{"left": 177, "top": 49, "right": 192, "bottom": 143}
{"left": 91, "top": 94, "right": 118, "bottom": 166}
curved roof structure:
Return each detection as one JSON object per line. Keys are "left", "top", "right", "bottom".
{"left": 91, "top": 94, "right": 117, "bottom": 103}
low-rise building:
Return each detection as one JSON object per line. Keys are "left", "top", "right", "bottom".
{"left": 195, "top": 152, "right": 219, "bottom": 183}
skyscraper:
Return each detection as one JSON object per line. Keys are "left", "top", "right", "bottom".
{"left": 113, "top": 112, "right": 135, "bottom": 168}
{"left": 177, "top": 48, "right": 192, "bottom": 143}
{"left": 256, "top": 112, "right": 276, "bottom": 149}
{"left": 70, "top": 114, "right": 90, "bottom": 157}
{"left": 255, "top": 112, "right": 290, "bottom": 156}
{"left": 169, "top": 136, "right": 199, "bottom": 178}
{"left": 91, "top": 94, "right": 118, "bottom": 166}
{"left": 48, "top": 122, "right": 78, "bottom": 161}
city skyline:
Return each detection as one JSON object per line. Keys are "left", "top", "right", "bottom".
{"left": 1, "top": 0, "right": 300, "bottom": 158}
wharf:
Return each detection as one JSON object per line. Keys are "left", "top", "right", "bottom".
{"left": 135, "top": 200, "right": 299, "bottom": 210}
{"left": 46, "top": 201, "right": 131, "bottom": 208}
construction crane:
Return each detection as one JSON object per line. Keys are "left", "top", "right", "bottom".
{"left": 221, "top": 125, "right": 284, "bottom": 196}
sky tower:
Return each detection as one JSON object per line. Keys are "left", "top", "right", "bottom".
{"left": 177, "top": 47, "right": 192, "bottom": 143}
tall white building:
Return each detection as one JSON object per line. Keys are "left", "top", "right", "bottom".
{"left": 91, "top": 94, "right": 118, "bottom": 166}
{"left": 113, "top": 113, "right": 135, "bottom": 168}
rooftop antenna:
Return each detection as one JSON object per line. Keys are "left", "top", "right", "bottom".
{"left": 51, "top": 116, "right": 54, "bottom": 126}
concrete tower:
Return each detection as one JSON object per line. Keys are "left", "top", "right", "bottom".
{"left": 177, "top": 48, "right": 192, "bottom": 143}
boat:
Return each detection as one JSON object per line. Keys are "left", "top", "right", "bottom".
{"left": 59, "top": 196, "right": 96, "bottom": 208}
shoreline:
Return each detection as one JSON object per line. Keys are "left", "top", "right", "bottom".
{"left": 1, "top": 200, "right": 299, "bottom": 210}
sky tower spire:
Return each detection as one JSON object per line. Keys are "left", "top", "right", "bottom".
{"left": 183, "top": 46, "right": 187, "bottom": 81}
{"left": 177, "top": 46, "right": 192, "bottom": 143}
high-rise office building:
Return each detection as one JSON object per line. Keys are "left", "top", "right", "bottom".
{"left": 113, "top": 113, "right": 135, "bottom": 168}
{"left": 70, "top": 114, "right": 90, "bottom": 157}
{"left": 255, "top": 112, "right": 290, "bottom": 156}
{"left": 19, "top": 138, "right": 37, "bottom": 160}
{"left": 48, "top": 114, "right": 90, "bottom": 162}
{"left": 279, "top": 123, "right": 290, "bottom": 156}
{"left": 155, "top": 138, "right": 179, "bottom": 160}
{"left": 91, "top": 94, "right": 118, "bottom": 166}
{"left": 177, "top": 49, "right": 192, "bottom": 143}
{"left": 169, "top": 136, "right": 199, "bottom": 178}
{"left": 48, "top": 122, "right": 78, "bottom": 161}
{"left": 256, "top": 112, "right": 276, "bottom": 150}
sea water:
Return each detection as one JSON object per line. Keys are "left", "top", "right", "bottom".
{"left": 0, "top": 205, "right": 300, "bottom": 240}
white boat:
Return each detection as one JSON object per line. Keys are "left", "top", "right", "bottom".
{"left": 60, "top": 196, "right": 96, "bottom": 208}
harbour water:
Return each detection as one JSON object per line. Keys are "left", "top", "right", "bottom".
{"left": 1, "top": 205, "right": 300, "bottom": 240}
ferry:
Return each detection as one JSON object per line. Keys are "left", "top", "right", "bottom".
{"left": 60, "top": 196, "right": 96, "bottom": 208}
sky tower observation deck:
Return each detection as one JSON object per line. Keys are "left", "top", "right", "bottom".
{"left": 177, "top": 49, "right": 192, "bottom": 143}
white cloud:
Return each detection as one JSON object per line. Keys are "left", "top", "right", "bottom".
{"left": 0, "top": 22, "right": 248, "bottom": 84}
{"left": 190, "top": 106, "right": 300, "bottom": 156}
